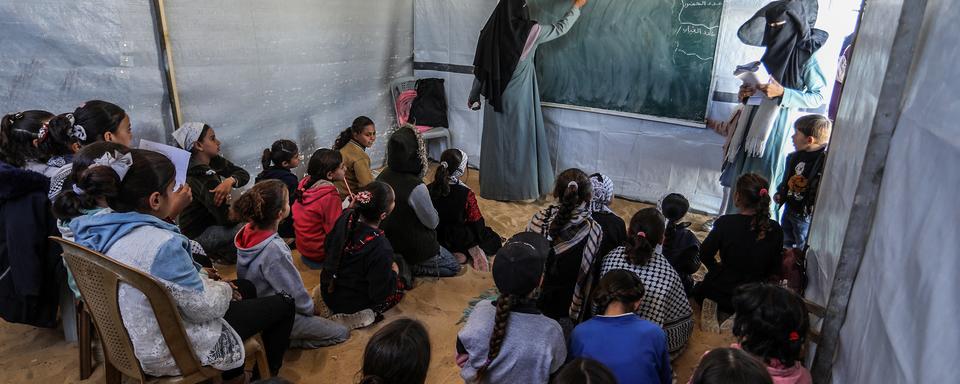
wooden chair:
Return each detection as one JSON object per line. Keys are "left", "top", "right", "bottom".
{"left": 52, "top": 237, "right": 270, "bottom": 383}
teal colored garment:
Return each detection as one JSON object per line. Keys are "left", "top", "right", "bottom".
{"left": 472, "top": 8, "right": 581, "bottom": 201}
{"left": 721, "top": 58, "right": 826, "bottom": 213}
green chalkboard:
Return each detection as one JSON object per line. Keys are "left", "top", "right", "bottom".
{"left": 529, "top": 0, "right": 724, "bottom": 123}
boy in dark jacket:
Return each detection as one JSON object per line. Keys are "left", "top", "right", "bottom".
{"left": 775, "top": 115, "right": 831, "bottom": 249}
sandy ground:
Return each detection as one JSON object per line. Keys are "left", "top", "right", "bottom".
{"left": 0, "top": 166, "right": 734, "bottom": 383}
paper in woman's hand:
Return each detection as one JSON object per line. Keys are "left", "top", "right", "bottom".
{"left": 139, "top": 139, "right": 191, "bottom": 190}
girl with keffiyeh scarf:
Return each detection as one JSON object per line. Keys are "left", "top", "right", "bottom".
{"left": 526, "top": 168, "right": 602, "bottom": 332}
{"left": 429, "top": 149, "right": 502, "bottom": 272}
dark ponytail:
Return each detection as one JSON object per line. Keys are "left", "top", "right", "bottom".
{"left": 549, "top": 168, "right": 592, "bottom": 241}
{"left": 428, "top": 149, "right": 464, "bottom": 198}
{"left": 735, "top": 173, "right": 773, "bottom": 240}
{"left": 625, "top": 208, "right": 666, "bottom": 266}
{"left": 475, "top": 294, "right": 513, "bottom": 382}
{"left": 295, "top": 148, "right": 343, "bottom": 202}
{"left": 52, "top": 142, "right": 129, "bottom": 219}
{"left": 230, "top": 179, "right": 288, "bottom": 229}
{"left": 53, "top": 149, "right": 174, "bottom": 220}
{"left": 260, "top": 139, "right": 299, "bottom": 169}
{"left": 360, "top": 318, "right": 431, "bottom": 384}
{"left": 1, "top": 110, "right": 54, "bottom": 166}
{"left": 591, "top": 269, "right": 645, "bottom": 313}
{"left": 334, "top": 116, "right": 375, "bottom": 150}
{"left": 324, "top": 181, "right": 395, "bottom": 293}
{"left": 44, "top": 101, "right": 127, "bottom": 152}
{"left": 39, "top": 113, "right": 83, "bottom": 159}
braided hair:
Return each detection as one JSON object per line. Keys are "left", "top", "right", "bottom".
{"left": 230, "top": 179, "right": 288, "bottom": 229}
{"left": 591, "top": 269, "right": 645, "bottom": 314}
{"left": 261, "top": 139, "right": 299, "bottom": 169}
{"left": 474, "top": 294, "right": 514, "bottom": 382}
{"left": 624, "top": 208, "right": 666, "bottom": 266}
{"left": 334, "top": 116, "right": 375, "bottom": 150}
{"left": 735, "top": 173, "right": 773, "bottom": 240}
{"left": 549, "top": 168, "right": 592, "bottom": 241}
{"left": 1, "top": 110, "right": 54, "bottom": 166}
{"left": 428, "top": 148, "right": 464, "bottom": 198}
{"left": 323, "top": 181, "right": 394, "bottom": 293}
{"left": 731, "top": 283, "right": 809, "bottom": 367}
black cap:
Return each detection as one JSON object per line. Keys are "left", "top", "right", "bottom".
{"left": 493, "top": 232, "right": 550, "bottom": 296}
{"left": 661, "top": 193, "right": 690, "bottom": 222}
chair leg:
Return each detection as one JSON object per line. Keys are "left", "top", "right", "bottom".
{"left": 256, "top": 343, "right": 271, "bottom": 379}
{"left": 77, "top": 301, "right": 93, "bottom": 380}
{"left": 105, "top": 361, "right": 122, "bottom": 384}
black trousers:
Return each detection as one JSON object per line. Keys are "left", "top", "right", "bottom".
{"left": 221, "top": 280, "right": 295, "bottom": 379}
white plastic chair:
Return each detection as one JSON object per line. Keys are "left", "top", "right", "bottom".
{"left": 389, "top": 76, "right": 452, "bottom": 150}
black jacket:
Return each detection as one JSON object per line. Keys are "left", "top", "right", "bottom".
{"left": 178, "top": 156, "right": 250, "bottom": 239}
{"left": 255, "top": 166, "right": 298, "bottom": 238}
{"left": 320, "top": 212, "right": 397, "bottom": 315}
{"left": 0, "top": 161, "right": 63, "bottom": 327}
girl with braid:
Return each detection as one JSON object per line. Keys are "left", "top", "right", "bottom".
{"left": 570, "top": 270, "right": 672, "bottom": 384}
{"left": 319, "top": 181, "right": 405, "bottom": 329}
{"left": 694, "top": 173, "right": 784, "bottom": 316}
{"left": 457, "top": 232, "right": 566, "bottom": 384}
{"left": 526, "top": 168, "right": 602, "bottom": 331}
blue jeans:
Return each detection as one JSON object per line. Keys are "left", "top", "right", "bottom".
{"left": 411, "top": 246, "right": 460, "bottom": 277}
{"left": 782, "top": 210, "right": 811, "bottom": 249}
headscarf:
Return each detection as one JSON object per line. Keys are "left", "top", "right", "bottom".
{"left": 737, "top": 0, "right": 827, "bottom": 88}
{"left": 446, "top": 149, "right": 469, "bottom": 186}
{"left": 473, "top": 0, "right": 537, "bottom": 112}
{"left": 172, "top": 122, "right": 205, "bottom": 150}
{"left": 588, "top": 173, "right": 614, "bottom": 214}
{"left": 385, "top": 124, "right": 428, "bottom": 179}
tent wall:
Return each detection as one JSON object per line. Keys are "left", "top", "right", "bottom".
{"left": 413, "top": 0, "right": 856, "bottom": 212}
{"left": 0, "top": 1, "right": 172, "bottom": 143}
{"left": 162, "top": 0, "right": 413, "bottom": 172}
{"left": 810, "top": 0, "right": 960, "bottom": 381}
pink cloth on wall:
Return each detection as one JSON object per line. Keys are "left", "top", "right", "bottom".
{"left": 396, "top": 89, "right": 433, "bottom": 133}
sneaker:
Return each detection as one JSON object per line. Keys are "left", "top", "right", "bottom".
{"left": 468, "top": 246, "right": 490, "bottom": 272}
{"left": 720, "top": 314, "right": 736, "bottom": 332}
{"left": 701, "top": 299, "right": 721, "bottom": 333}
{"left": 311, "top": 285, "right": 332, "bottom": 318}
{"left": 701, "top": 218, "right": 716, "bottom": 232}
{"left": 331, "top": 309, "right": 376, "bottom": 330}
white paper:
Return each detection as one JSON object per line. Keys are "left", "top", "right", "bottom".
{"left": 735, "top": 61, "right": 771, "bottom": 106}
{"left": 139, "top": 139, "right": 191, "bottom": 189}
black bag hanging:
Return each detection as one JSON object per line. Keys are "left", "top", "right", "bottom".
{"left": 409, "top": 78, "right": 449, "bottom": 128}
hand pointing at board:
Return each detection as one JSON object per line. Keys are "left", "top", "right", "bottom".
{"left": 574, "top": 0, "right": 588, "bottom": 9}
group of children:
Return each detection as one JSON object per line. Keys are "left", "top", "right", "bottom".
{"left": 0, "top": 99, "right": 830, "bottom": 383}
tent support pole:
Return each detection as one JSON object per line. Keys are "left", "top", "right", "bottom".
{"left": 150, "top": 0, "right": 183, "bottom": 129}
{"left": 810, "top": 0, "right": 928, "bottom": 381}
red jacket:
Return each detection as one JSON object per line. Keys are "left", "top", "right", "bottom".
{"left": 293, "top": 178, "right": 342, "bottom": 263}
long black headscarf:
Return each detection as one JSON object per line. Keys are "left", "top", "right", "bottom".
{"left": 473, "top": 0, "right": 537, "bottom": 112}
{"left": 737, "top": 0, "right": 827, "bottom": 89}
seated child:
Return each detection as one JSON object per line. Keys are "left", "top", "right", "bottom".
{"left": 255, "top": 139, "right": 301, "bottom": 239}
{"left": 660, "top": 193, "right": 701, "bottom": 295}
{"left": 458, "top": 232, "right": 566, "bottom": 384}
{"left": 320, "top": 181, "right": 404, "bottom": 327}
{"left": 526, "top": 168, "right": 600, "bottom": 329}
{"left": 334, "top": 116, "right": 377, "bottom": 199}
{"left": 588, "top": 173, "right": 627, "bottom": 259}
{"left": 775, "top": 114, "right": 831, "bottom": 249}
{"left": 0, "top": 119, "right": 61, "bottom": 328}
{"left": 552, "top": 358, "right": 618, "bottom": 384}
{"left": 360, "top": 318, "right": 431, "bottom": 384}
{"left": 2, "top": 110, "right": 55, "bottom": 176}
{"left": 690, "top": 348, "right": 774, "bottom": 384}
{"left": 173, "top": 122, "right": 250, "bottom": 263}
{"left": 599, "top": 208, "right": 693, "bottom": 358}
{"left": 570, "top": 269, "right": 672, "bottom": 384}
{"left": 694, "top": 173, "right": 783, "bottom": 315}
{"left": 45, "top": 100, "right": 134, "bottom": 198}
{"left": 428, "top": 148, "right": 502, "bottom": 272}
{"left": 730, "top": 283, "right": 811, "bottom": 384}
{"left": 232, "top": 180, "right": 349, "bottom": 349}
{"left": 58, "top": 149, "right": 294, "bottom": 380}
{"left": 293, "top": 148, "right": 346, "bottom": 269}
{"left": 377, "top": 124, "right": 459, "bottom": 277}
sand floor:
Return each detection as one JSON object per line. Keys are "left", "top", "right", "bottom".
{"left": 0, "top": 166, "right": 734, "bottom": 383}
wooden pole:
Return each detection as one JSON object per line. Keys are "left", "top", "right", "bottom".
{"left": 150, "top": 0, "right": 183, "bottom": 130}
{"left": 809, "top": 0, "right": 929, "bottom": 381}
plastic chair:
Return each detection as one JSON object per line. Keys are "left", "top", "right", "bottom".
{"left": 389, "top": 76, "right": 453, "bottom": 150}
{"left": 51, "top": 237, "right": 270, "bottom": 383}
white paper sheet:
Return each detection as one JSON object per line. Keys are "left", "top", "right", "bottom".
{"left": 139, "top": 139, "right": 191, "bottom": 190}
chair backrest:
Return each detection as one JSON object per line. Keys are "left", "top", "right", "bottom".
{"left": 51, "top": 237, "right": 207, "bottom": 381}
{"left": 390, "top": 76, "right": 419, "bottom": 125}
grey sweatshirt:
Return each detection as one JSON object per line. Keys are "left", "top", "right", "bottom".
{"left": 458, "top": 300, "right": 566, "bottom": 384}
{"left": 236, "top": 231, "right": 314, "bottom": 316}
